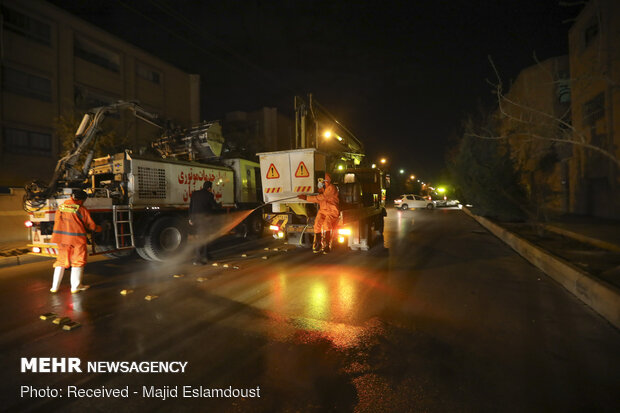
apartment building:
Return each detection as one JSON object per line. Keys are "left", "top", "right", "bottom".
{"left": 568, "top": 0, "right": 620, "bottom": 218}
{"left": 498, "top": 56, "right": 571, "bottom": 215}
{"left": 0, "top": 0, "right": 200, "bottom": 187}
{"left": 223, "top": 107, "right": 293, "bottom": 157}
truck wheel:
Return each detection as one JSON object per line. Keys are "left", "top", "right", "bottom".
{"left": 136, "top": 246, "right": 155, "bottom": 261}
{"left": 143, "top": 217, "right": 187, "bottom": 261}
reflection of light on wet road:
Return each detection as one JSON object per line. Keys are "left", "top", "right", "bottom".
{"left": 270, "top": 272, "right": 287, "bottom": 317}
{"left": 333, "top": 274, "right": 355, "bottom": 320}
{"left": 291, "top": 317, "right": 368, "bottom": 349}
{"left": 70, "top": 293, "right": 84, "bottom": 313}
{"left": 307, "top": 281, "right": 329, "bottom": 321}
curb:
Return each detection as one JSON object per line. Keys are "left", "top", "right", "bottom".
{"left": 462, "top": 208, "right": 620, "bottom": 329}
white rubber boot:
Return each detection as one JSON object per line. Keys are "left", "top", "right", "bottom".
{"left": 50, "top": 267, "right": 65, "bottom": 293}
{"left": 70, "top": 267, "right": 89, "bottom": 293}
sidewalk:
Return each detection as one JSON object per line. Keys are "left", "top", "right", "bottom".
{"left": 543, "top": 215, "right": 620, "bottom": 253}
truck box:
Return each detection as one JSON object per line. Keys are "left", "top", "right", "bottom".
{"left": 258, "top": 148, "right": 326, "bottom": 212}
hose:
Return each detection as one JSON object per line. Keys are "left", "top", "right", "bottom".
{"left": 250, "top": 195, "right": 315, "bottom": 245}
{"left": 249, "top": 195, "right": 314, "bottom": 213}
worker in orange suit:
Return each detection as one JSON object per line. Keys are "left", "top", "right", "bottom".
{"left": 298, "top": 173, "right": 340, "bottom": 253}
{"left": 50, "top": 189, "right": 101, "bottom": 293}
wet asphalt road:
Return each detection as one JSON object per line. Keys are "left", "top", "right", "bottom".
{"left": 1, "top": 208, "right": 619, "bottom": 412}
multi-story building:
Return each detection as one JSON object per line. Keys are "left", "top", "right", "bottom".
{"left": 498, "top": 56, "right": 572, "bottom": 216}
{"left": 223, "top": 107, "right": 293, "bottom": 158}
{"left": 0, "top": 0, "right": 200, "bottom": 188}
{"left": 568, "top": 0, "right": 620, "bottom": 219}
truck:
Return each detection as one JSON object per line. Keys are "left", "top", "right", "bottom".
{"left": 259, "top": 95, "right": 387, "bottom": 250}
{"left": 23, "top": 101, "right": 264, "bottom": 261}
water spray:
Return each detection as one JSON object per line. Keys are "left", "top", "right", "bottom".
{"left": 249, "top": 195, "right": 313, "bottom": 213}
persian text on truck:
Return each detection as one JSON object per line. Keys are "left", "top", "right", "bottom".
{"left": 23, "top": 101, "right": 264, "bottom": 261}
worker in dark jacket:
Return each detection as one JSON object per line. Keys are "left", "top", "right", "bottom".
{"left": 189, "top": 181, "right": 220, "bottom": 265}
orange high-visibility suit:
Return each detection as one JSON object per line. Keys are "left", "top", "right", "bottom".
{"left": 51, "top": 198, "right": 100, "bottom": 268}
{"left": 307, "top": 180, "right": 340, "bottom": 233}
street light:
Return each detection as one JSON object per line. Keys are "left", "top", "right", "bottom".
{"left": 380, "top": 158, "right": 387, "bottom": 165}
{"left": 399, "top": 169, "right": 404, "bottom": 174}
{"left": 323, "top": 131, "right": 332, "bottom": 139}
{"left": 371, "top": 163, "right": 376, "bottom": 169}
{"left": 410, "top": 175, "right": 415, "bottom": 180}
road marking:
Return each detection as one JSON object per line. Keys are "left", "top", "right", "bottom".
{"left": 39, "top": 312, "right": 57, "bottom": 321}
{"left": 62, "top": 321, "right": 81, "bottom": 331}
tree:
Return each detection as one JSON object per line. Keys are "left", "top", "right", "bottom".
{"left": 449, "top": 107, "right": 529, "bottom": 221}
{"left": 472, "top": 57, "right": 620, "bottom": 170}
{"left": 54, "top": 112, "right": 128, "bottom": 161}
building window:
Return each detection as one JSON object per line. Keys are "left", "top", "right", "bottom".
{"left": 583, "top": 18, "right": 599, "bottom": 49}
{"left": 74, "top": 85, "right": 120, "bottom": 117}
{"left": 0, "top": 6, "right": 51, "bottom": 45}
{"left": 2, "top": 66, "right": 52, "bottom": 102}
{"left": 136, "top": 64, "right": 161, "bottom": 84}
{"left": 582, "top": 93, "right": 605, "bottom": 126}
{"left": 74, "top": 36, "right": 120, "bottom": 72}
{"left": 3, "top": 127, "right": 52, "bottom": 156}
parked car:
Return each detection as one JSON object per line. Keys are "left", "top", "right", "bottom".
{"left": 394, "top": 194, "right": 434, "bottom": 210}
{"left": 446, "top": 199, "right": 460, "bottom": 207}
{"left": 432, "top": 196, "right": 448, "bottom": 207}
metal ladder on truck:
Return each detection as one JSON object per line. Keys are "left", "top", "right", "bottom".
{"left": 113, "top": 205, "right": 135, "bottom": 249}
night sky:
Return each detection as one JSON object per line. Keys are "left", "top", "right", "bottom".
{"left": 48, "top": 0, "right": 580, "bottom": 183}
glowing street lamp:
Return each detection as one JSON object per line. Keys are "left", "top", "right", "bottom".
{"left": 410, "top": 175, "right": 415, "bottom": 180}
{"left": 380, "top": 158, "right": 387, "bottom": 165}
{"left": 371, "top": 163, "right": 376, "bottom": 169}
{"left": 399, "top": 169, "right": 404, "bottom": 174}
{"left": 323, "top": 131, "right": 332, "bottom": 139}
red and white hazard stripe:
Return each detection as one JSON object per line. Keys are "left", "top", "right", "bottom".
{"left": 264, "top": 187, "right": 283, "bottom": 193}
{"left": 294, "top": 186, "right": 312, "bottom": 192}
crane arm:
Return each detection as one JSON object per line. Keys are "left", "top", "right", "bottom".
{"left": 24, "top": 101, "right": 162, "bottom": 210}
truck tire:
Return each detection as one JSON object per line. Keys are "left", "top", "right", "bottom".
{"left": 135, "top": 246, "right": 155, "bottom": 261}
{"left": 143, "top": 217, "right": 187, "bottom": 261}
